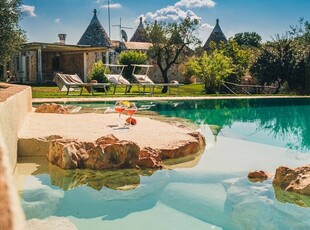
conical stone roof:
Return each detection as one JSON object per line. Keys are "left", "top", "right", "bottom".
{"left": 78, "top": 9, "right": 111, "bottom": 47}
{"left": 203, "top": 19, "right": 227, "bottom": 51}
{"left": 130, "top": 17, "right": 150, "bottom": 43}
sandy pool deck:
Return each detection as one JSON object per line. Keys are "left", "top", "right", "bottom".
{"left": 19, "top": 112, "right": 198, "bottom": 150}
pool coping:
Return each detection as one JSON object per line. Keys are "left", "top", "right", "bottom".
{"left": 32, "top": 95, "right": 310, "bottom": 103}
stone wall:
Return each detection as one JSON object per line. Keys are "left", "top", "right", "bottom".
{"left": 43, "top": 52, "right": 102, "bottom": 82}
{"left": 150, "top": 63, "right": 185, "bottom": 83}
{"left": 0, "top": 132, "right": 26, "bottom": 230}
{"left": 0, "top": 83, "right": 30, "bottom": 229}
{"left": 0, "top": 84, "right": 32, "bottom": 169}
{"left": 60, "top": 53, "right": 84, "bottom": 77}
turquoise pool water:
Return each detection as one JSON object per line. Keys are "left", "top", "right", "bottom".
{"left": 21, "top": 98, "right": 310, "bottom": 229}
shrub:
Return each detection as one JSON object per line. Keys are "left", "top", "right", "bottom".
{"left": 183, "top": 51, "right": 233, "bottom": 93}
{"left": 118, "top": 51, "right": 147, "bottom": 82}
{"left": 88, "top": 60, "right": 108, "bottom": 83}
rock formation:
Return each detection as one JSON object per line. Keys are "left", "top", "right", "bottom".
{"left": 159, "top": 132, "right": 206, "bottom": 159}
{"left": 35, "top": 103, "right": 69, "bottom": 114}
{"left": 47, "top": 132, "right": 205, "bottom": 170}
{"left": 248, "top": 170, "right": 270, "bottom": 182}
{"left": 48, "top": 135, "right": 140, "bottom": 170}
{"left": 273, "top": 165, "right": 310, "bottom": 196}
{"left": 35, "top": 103, "right": 81, "bottom": 114}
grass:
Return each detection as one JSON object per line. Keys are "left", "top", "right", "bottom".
{"left": 32, "top": 84, "right": 208, "bottom": 98}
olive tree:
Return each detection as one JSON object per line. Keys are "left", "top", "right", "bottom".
{"left": 146, "top": 17, "right": 201, "bottom": 93}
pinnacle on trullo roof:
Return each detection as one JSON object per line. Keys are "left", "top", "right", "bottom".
{"left": 78, "top": 9, "right": 111, "bottom": 47}
{"left": 203, "top": 19, "right": 227, "bottom": 51}
{"left": 130, "top": 17, "right": 150, "bottom": 43}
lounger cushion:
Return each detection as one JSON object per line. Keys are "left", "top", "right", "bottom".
{"left": 119, "top": 76, "right": 130, "bottom": 84}
{"left": 136, "top": 76, "right": 154, "bottom": 84}
{"left": 108, "top": 77, "right": 119, "bottom": 84}
{"left": 108, "top": 76, "right": 130, "bottom": 85}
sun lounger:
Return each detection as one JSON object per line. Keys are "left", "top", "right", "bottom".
{"left": 104, "top": 64, "right": 135, "bottom": 94}
{"left": 132, "top": 64, "right": 184, "bottom": 94}
{"left": 131, "top": 64, "right": 155, "bottom": 94}
{"left": 54, "top": 73, "right": 110, "bottom": 95}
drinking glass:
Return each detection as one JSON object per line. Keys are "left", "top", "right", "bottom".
{"left": 125, "top": 102, "right": 137, "bottom": 127}
{"left": 114, "top": 101, "right": 125, "bottom": 127}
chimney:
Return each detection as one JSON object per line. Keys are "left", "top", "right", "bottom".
{"left": 58, "top": 34, "right": 66, "bottom": 44}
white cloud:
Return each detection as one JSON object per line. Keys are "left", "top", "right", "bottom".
{"left": 140, "top": 5, "right": 215, "bottom": 44}
{"left": 201, "top": 22, "right": 214, "bottom": 29}
{"left": 100, "top": 3, "right": 122, "bottom": 9}
{"left": 20, "top": 5, "right": 36, "bottom": 17}
{"left": 142, "top": 6, "right": 201, "bottom": 22}
{"left": 175, "top": 0, "right": 216, "bottom": 8}
{"left": 55, "top": 18, "right": 60, "bottom": 23}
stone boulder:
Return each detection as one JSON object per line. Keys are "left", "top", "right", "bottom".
{"left": 159, "top": 132, "right": 205, "bottom": 159}
{"left": 138, "top": 148, "right": 162, "bottom": 169}
{"left": 273, "top": 165, "right": 310, "bottom": 196}
{"left": 48, "top": 135, "right": 140, "bottom": 170}
{"left": 248, "top": 170, "right": 270, "bottom": 182}
{"left": 35, "top": 103, "right": 81, "bottom": 114}
{"left": 35, "top": 103, "right": 69, "bottom": 114}
{"left": 47, "top": 132, "right": 205, "bottom": 170}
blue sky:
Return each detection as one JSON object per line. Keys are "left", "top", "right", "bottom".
{"left": 20, "top": 0, "right": 310, "bottom": 45}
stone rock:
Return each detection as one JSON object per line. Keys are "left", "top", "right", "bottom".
{"left": 138, "top": 147, "right": 162, "bottom": 169}
{"left": 159, "top": 132, "right": 205, "bottom": 159}
{"left": 273, "top": 165, "right": 310, "bottom": 196}
{"left": 46, "top": 132, "right": 205, "bottom": 170}
{"left": 47, "top": 135, "right": 140, "bottom": 170}
{"left": 35, "top": 103, "right": 69, "bottom": 114}
{"left": 248, "top": 170, "right": 270, "bottom": 182}
{"left": 273, "top": 184, "right": 310, "bottom": 208}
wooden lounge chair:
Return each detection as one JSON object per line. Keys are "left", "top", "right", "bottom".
{"left": 54, "top": 73, "right": 110, "bottom": 95}
{"left": 104, "top": 64, "right": 134, "bottom": 94}
{"left": 132, "top": 64, "right": 184, "bottom": 94}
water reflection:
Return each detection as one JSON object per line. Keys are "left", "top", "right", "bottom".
{"left": 48, "top": 163, "right": 141, "bottom": 191}
{"left": 273, "top": 185, "right": 310, "bottom": 208}
{"left": 145, "top": 98, "right": 310, "bottom": 152}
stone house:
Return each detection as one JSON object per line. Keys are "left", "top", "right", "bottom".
{"left": 10, "top": 9, "right": 109, "bottom": 84}
{"left": 11, "top": 40, "right": 107, "bottom": 83}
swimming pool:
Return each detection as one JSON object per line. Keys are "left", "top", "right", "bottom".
{"left": 19, "top": 98, "right": 310, "bottom": 229}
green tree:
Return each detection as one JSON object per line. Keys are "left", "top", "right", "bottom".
{"left": 184, "top": 51, "right": 233, "bottom": 93}
{"left": 88, "top": 60, "right": 108, "bottom": 83}
{"left": 146, "top": 17, "right": 201, "bottom": 93}
{"left": 289, "top": 18, "right": 310, "bottom": 93}
{"left": 233, "top": 32, "right": 262, "bottom": 48}
{"left": 118, "top": 51, "right": 147, "bottom": 82}
{"left": 223, "top": 39, "right": 252, "bottom": 83}
{"left": 250, "top": 36, "right": 297, "bottom": 92}
{"left": 0, "top": 0, "right": 25, "bottom": 77}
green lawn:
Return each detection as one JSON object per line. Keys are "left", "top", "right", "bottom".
{"left": 32, "top": 84, "right": 209, "bottom": 98}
